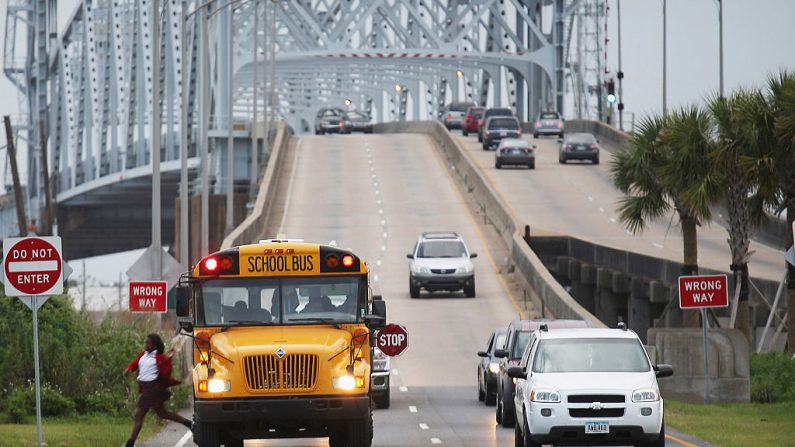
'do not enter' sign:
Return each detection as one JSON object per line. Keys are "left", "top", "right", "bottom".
{"left": 3, "top": 237, "right": 63, "bottom": 297}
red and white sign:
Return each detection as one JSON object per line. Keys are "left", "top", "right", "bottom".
{"left": 375, "top": 323, "right": 409, "bottom": 357}
{"left": 129, "top": 281, "right": 168, "bottom": 313}
{"left": 678, "top": 274, "right": 729, "bottom": 309}
{"left": 3, "top": 236, "right": 63, "bottom": 297}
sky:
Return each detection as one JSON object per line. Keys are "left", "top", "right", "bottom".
{"left": 1, "top": 0, "right": 794, "bottom": 283}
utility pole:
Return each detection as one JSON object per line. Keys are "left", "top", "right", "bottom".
{"left": 225, "top": 6, "right": 235, "bottom": 235}
{"left": 38, "top": 121, "right": 53, "bottom": 235}
{"left": 4, "top": 116, "right": 28, "bottom": 236}
{"left": 662, "top": 0, "right": 667, "bottom": 116}
{"left": 250, "top": 0, "right": 259, "bottom": 196}
{"left": 151, "top": 0, "right": 162, "bottom": 281}
{"left": 718, "top": 0, "right": 724, "bottom": 99}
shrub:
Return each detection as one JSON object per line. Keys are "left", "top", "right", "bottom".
{"left": 5, "top": 383, "right": 76, "bottom": 422}
{"left": 750, "top": 352, "right": 795, "bottom": 403}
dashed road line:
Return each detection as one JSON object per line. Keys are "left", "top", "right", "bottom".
{"left": 653, "top": 243, "right": 664, "bottom": 249}
{"left": 430, "top": 438, "right": 443, "bottom": 444}
{"left": 399, "top": 386, "right": 408, "bottom": 392}
{"left": 419, "top": 423, "right": 429, "bottom": 430}
{"left": 409, "top": 405, "right": 418, "bottom": 413}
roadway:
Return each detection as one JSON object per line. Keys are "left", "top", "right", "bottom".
{"left": 148, "top": 132, "right": 709, "bottom": 447}
{"left": 452, "top": 132, "right": 784, "bottom": 284}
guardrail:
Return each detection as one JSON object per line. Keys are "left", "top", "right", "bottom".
{"left": 221, "top": 121, "right": 290, "bottom": 249}
{"left": 374, "top": 121, "right": 605, "bottom": 328}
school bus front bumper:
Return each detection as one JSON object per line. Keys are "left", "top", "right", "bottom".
{"left": 195, "top": 394, "right": 370, "bottom": 424}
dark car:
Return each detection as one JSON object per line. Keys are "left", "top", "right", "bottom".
{"left": 478, "top": 107, "right": 514, "bottom": 142}
{"left": 558, "top": 132, "right": 600, "bottom": 164}
{"left": 482, "top": 116, "right": 521, "bottom": 150}
{"left": 443, "top": 102, "right": 476, "bottom": 130}
{"left": 314, "top": 107, "right": 345, "bottom": 134}
{"left": 343, "top": 110, "right": 373, "bottom": 134}
{"left": 495, "top": 138, "right": 536, "bottom": 169}
{"left": 462, "top": 106, "right": 484, "bottom": 136}
{"left": 533, "top": 111, "right": 565, "bottom": 138}
{"left": 477, "top": 327, "right": 508, "bottom": 406}
{"left": 495, "top": 319, "right": 591, "bottom": 428}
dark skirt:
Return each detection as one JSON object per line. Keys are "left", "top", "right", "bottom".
{"left": 137, "top": 379, "right": 172, "bottom": 409}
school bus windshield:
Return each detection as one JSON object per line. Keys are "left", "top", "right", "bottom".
{"left": 196, "top": 275, "right": 366, "bottom": 326}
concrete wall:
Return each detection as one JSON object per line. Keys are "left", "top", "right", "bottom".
{"left": 221, "top": 122, "right": 291, "bottom": 249}
{"left": 648, "top": 328, "right": 750, "bottom": 403}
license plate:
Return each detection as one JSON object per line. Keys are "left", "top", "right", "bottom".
{"left": 584, "top": 421, "right": 609, "bottom": 434}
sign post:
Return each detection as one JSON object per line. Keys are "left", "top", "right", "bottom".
{"left": 678, "top": 274, "right": 728, "bottom": 404}
{"left": 3, "top": 236, "right": 64, "bottom": 447}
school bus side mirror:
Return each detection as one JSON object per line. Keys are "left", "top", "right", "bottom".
{"left": 176, "top": 285, "right": 191, "bottom": 318}
{"left": 365, "top": 300, "right": 387, "bottom": 330}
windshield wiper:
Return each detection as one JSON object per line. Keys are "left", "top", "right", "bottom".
{"left": 289, "top": 317, "right": 343, "bottom": 328}
{"left": 220, "top": 320, "right": 273, "bottom": 331}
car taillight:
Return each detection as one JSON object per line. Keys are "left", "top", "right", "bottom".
{"left": 557, "top": 121, "right": 564, "bottom": 129}
{"left": 564, "top": 145, "right": 573, "bottom": 151}
{"left": 535, "top": 120, "right": 542, "bottom": 127}
{"left": 590, "top": 144, "right": 598, "bottom": 149}
{"left": 447, "top": 113, "right": 452, "bottom": 120}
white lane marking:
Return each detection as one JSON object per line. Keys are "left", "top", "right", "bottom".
{"left": 383, "top": 232, "right": 387, "bottom": 238}
{"left": 376, "top": 260, "right": 382, "bottom": 266}
{"left": 278, "top": 138, "right": 303, "bottom": 234}
{"left": 409, "top": 405, "right": 418, "bottom": 413}
{"left": 653, "top": 243, "right": 664, "bottom": 249}
{"left": 174, "top": 430, "right": 192, "bottom": 447}
{"left": 372, "top": 174, "right": 377, "bottom": 179}
{"left": 379, "top": 209, "right": 384, "bottom": 215}
{"left": 588, "top": 195, "right": 594, "bottom": 202}
{"left": 392, "top": 368, "right": 399, "bottom": 375}
{"left": 599, "top": 207, "right": 605, "bottom": 213}
{"left": 419, "top": 423, "right": 429, "bottom": 430}
{"left": 431, "top": 438, "right": 443, "bottom": 444}
{"left": 374, "top": 274, "right": 379, "bottom": 282}
{"left": 381, "top": 245, "right": 386, "bottom": 251}
{"left": 381, "top": 220, "right": 386, "bottom": 226}
{"left": 610, "top": 217, "right": 617, "bottom": 223}
{"left": 399, "top": 386, "right": 408, "bottom": 392}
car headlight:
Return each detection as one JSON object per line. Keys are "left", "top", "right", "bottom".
{"left": 632, "top": 388, "right": 660, "bottom": 402}
{"left": 488, "top": 363, "right": 500, "bottom": 374}
{"left": 411, "top": 264, "right": 430, "bottom": 274}
{"left": 207, "top": 379, "right": 231, "bottom": 393}
{"left": 333, "top": 376, "right": 365, "bottom": 390}
{"left": 456, "top": 263, "right": 473, "bottom": 274}
{"left": 530, "top": 389, "right": 561, "bottom": 403}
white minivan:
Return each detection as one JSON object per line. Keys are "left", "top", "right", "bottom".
{"left": 508, "top": 325, "right": 672, "bottom": 447}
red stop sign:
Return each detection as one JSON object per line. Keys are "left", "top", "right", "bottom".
{"left": 3, "top": 237, "right": 63, "bottom": 296}
{"left": 375, "top": 323, "right": 409, "bottom": 357}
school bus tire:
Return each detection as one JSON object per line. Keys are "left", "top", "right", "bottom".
{"left": 196, "top": 421, "right": 220, "bottom": 447}
{"left": 348, "top": 408, "right": 374, "bottom": 447}
{"left": 222, "top": 433, "right": 243, "bottom": 447}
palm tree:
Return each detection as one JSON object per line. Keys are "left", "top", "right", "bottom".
{"left": 611, "top": 107, "right": 716, "bottom": 327}
{"left": 766, "top": 70, "right": 795, "bottom": 354}
{"left": 707, "top": 89, "right": 776, "bottom": 344}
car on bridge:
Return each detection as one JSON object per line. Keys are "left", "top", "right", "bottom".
{"left": 558, "top": 132, "right": 600, "bottom": 164}
{"left": 442, "top": 101, "right": 477, "bottom": 130}
{"left": 407, "top": 231, "right": 477, "bottom": 298}
{"left": 343, "top": 110, "right": 373, "bottom": 134}
{"left": 478, "top": 107, "right": 514, "bottom": 141}
{"left": 477, "top": 326, "right": 508, "bottom": 406}
{"left": 462, "top": 106, "right": 485, "bottom": 136}
{"left": 508, "top": 324, "right": 673, "bottom": 447}
{"left": 315, "top": 107, "right": 346, "bottom": 134}
{"left": 533, "top": 111, "right": 565, "bottom": 138}
{"left": 482, "top": 116, "right": 522, "bottom": 150}
{"left": 495, "top": 138, "right": 536, "bottom": 169}
{"left": 495, "top": 319, "right": 591, "bottom": 428}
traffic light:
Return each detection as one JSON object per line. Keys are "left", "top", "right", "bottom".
{"left": 606, "top": 79, "right": 617, "bottom": 104}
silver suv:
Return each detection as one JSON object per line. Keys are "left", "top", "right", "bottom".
{"left": 406, "top": 232, "right": 477, "bottom": 298}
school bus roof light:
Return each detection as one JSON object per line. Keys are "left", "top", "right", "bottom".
{"left": 204, "top": 257, "right": 219, "bottom": 272}
{"left": 342, "top": 255, "right": 355, "bottom": 268}
{"left": 219, "top": 256, "right": 234, "bottom": 270}
{"left": 326, "top": 254, "right": 340, "bottom": 268}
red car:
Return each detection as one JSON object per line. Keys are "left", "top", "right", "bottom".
{"left": 463, "top": 106, "right": 484, "bottom": 136}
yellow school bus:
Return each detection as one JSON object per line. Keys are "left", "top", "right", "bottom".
{"left": 175, "top": 239, "right": 386, "bottom": 447}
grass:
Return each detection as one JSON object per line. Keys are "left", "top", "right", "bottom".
{"left": 665, "top": 400, "right": 795, "bottom": 447}
{"left": 0, "top": 414, "right": 165, "bottom": 447}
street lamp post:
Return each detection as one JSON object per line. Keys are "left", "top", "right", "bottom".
{"left": 718, "top": 0, "right": 724, "bottom": 99}
{"left": 617, "top": 0, "right": 624, "bottom": 131}
{"left": 225, "top": 6, "right": 235, "bottom": 235}
{"left": 662, "top": 0, "right": 667, "bottom": 116}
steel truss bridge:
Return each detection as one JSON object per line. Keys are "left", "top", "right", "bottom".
{"left": 4, "top": 0, "right": 607, "bottom": 259}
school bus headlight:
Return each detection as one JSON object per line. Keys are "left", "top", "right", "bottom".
{"left": 207, "top": 379, "right": 231, "bottom": 393}
{"left": 333, "top": 376, "right": 365, "bottom": 390}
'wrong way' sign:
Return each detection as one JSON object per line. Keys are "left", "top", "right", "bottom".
{"left": 678, "top": 274, "right": 728, "bottom": 309}
{"left": 129, "top": 281, "right": 168, "bottom": 313}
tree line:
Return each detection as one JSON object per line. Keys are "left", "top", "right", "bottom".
{"left": 610, "top": 69, "right": 795, "bottom": 353}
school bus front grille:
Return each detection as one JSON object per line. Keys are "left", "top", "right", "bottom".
{"left": 243, "top": 354, "right": 318, "bottom": 391}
